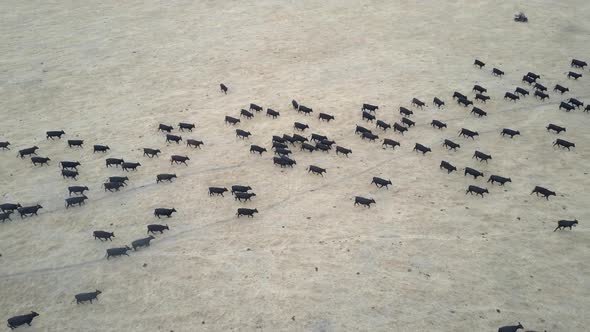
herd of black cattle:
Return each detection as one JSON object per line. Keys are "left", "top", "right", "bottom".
{"left": 1, "top": 58, "right": 587, "bottom": 330}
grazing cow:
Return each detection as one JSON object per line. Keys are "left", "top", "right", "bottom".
{"left": 31, "top": 156, "right": 50, "bottom": 166}
{"left": 361, "top": 132, "right": 379, "bottom": 142}
{"left": 399, "top": 107, "right": 413, "bottom": 117}
{"left": 459, "top": 128, "right": 479, "bottom": 139}
{"left": 473, "top": 150, "right": 492, "bottom": 163}
{"left": 571, "top": 59, "right": 587, "bottom": 69}
{"left": 554, "top": 219, "right": 578, "bottom": 231}
{"left": 0, "top": 141, "right": 10, "bottom": 150}
{"left": 553, "top": 138, "right": 575, "bottom": 150}
{"left": 275, "top": 148, "right": 292, "bottom": 156}
{"left": 0, "top": 211, "right": 13, "bottom": 222}
{"left": 273, "top": 135, "right": 286, "bottom": 144}
{"left": 249, "top": 103, "right": 262, "bottom": 112}
{"left": 240, "top": 109, "right": 254, "bottom": 119}
{"left": 0, "top": 203, "right": 22, "bottom": 213}
{"left": 106, "top": 246, "right": 132, "bottom": 259}
{"left": 158, "top": 124, "right": 173, "bottom": 132}
{"left": 433, "top": 97, "right": 445, "bottom": 108}
{"left": 68, "top": 140, "right": 83, "bottom": 148}
{"left": 475, "top": 94, "right": 490, "bottom": 103}
{"left": 440, "top": 160, "right": 457, "bottom": 173}
{"left": 235, "top": 192, "right": 256, "bottom": 202}
{"left": 362, "top": 111, "right": 376, "bottom": 122}
{"left": 143, "top": 148, "right": 161, "bottom": 158}
{"left": 237, "top": 208, "right": 258, "bottom": 218}
{"left": 178, "top": 123, "right": 195, "bottom": 131}
{"left": 371, "top": 177, "right": 392, "bottom": 189}
{"left": 473, "top": 85, "right": 487, "bottom": 94}
{"left": 60, "top": 161, "right": 81, "bottom": 170}
{"left": 154, "top": 208, "right": 177, "bottom": 218}
{"left": 93, "top": 231, "right": 115, "bottom": 241}
{"left": 393, "top": 122, "right": 407, "bottom": 135}
{"left": 514, "top": 87, "right": 529, "bottom": 97}
{"left": 46, "top": 130, "right": 65, "bottom": 139}
{"left": 559, "top": 102, "right": 575, "bottom": 112}
{"left": 93, "top": 145, "right": 110, "bottom": 153}
{"left": 504, "top": 92, "right": 519, "bottom": 101}
{"left": 568, "top": 98, "right": 584, "bottom": 108}
{"left": 315, "top": 143, "right": 331, "bottom": 152}
{"left": 546, "top": 124, "right": 566, "bottom": 134}
{"left": 534, "top": 83, "right": 547, "bottom": 92}
{"left": 250, "top": 145, "right": 267, "bottom": 155}
{"left": 473, "top": 59, "right": 485, "bottom": 68}
{"left": 498, "top": 322, "right": 524, "bottom": 332}
{"left": 411, "top": 98, "right": 425, "bottom": 109}
{"left": 220, "top": 83, "right": 228, "bottom": 94}
{"left": 231, "top": 185, "right": 252, "bottom": 195}
{"left": 522, "top": 75, "right": 535, "bottom": 84}
{"left": 301, "top": 142, "right": 316, "bottom": 152}
{"left": 335, "top": 146, "right": 352, "bottom": 157}
{"left": 567, "top": 71, "right": 582, "bottom": 80}
{"left": 186, "top": 139, "right": 204, "bottom": 149}
{"left": 492, "top": 68, "right": 504, "bottom": 76}
{"left": 103, "top": 182, "right": 124, "bottom": 192}
{"left": 294, "top": 122, "right": 309, "bottom": 131}
{"left": 413, "top": 143, "right": 431, "bottom": 154}
{"left": 236, "top": 129, "right": 252, "bottom": 139}
{"left": 362, "top": 104, "right": 379, "bottom": 112}
{"left": 299, "top": 105, "right": 313, "bottom": 115}
{"left": 147, "top": 224, "right": 169, "bottom": 234}
{"left": 382, "top": 138, "right": 400, "bottom": 150}
{"left": 464, "top": 167, "right": 484, "bottom": 179}
{"left": 292, "top": 100, "right": 299, "bottom": 110}
{"left": 122, "top": 162, "right": 140, "bottom": 171}
{"left": 75, "top": 290, "right": 102, "bottom": 304}
{"left": 534, "top": 90, "right": 549, "bottom": 101}
{"left": 7, "top": 312, "right": 39, "bottom": 330}
{"left": 65, "top": 195, "right": 88, "bottom": 208}
{"left": 132, "top": 236, "right": 155, "bottom": 251}
{"left": 109, "top": 176, "right": 128, "bottom": 185}
{"left": 319, "top": 113, "right": 335, "bottom": 122}
{"left": 376, "top": 120, "right": 391, "bottom": 131}
{"left": 431, "top": 120, "right": 447, "bottom": 129}
{"left": 466, "top": 185, "right": 489, "bottom": 197}
{"left": 471, "top": 107, "right": 487, "bottom": 117}
{"left": 531, "top": 186, "right": 556, "bottom": 200}
{"left": 488, "top": 175, "right": 512, "bottom": 186}
{"left": 355, "top": 125, "right": 371, "bottom": 135}
{"left": 554, "top": 84, "right": 569, "bottom": 94}
{"left": 442, "top": 139, "right": 460, "bottom": 151}
{"left": 401, "top": 117, "right": 415, "bottom": 127}
{"left": 62, "top": 169, "right": 79, "bottom": 180}
{"left": 208, "top": 187, "right": 228, "bottom": 196}
{"left": 310, "top": 133, "right": 327, "bottom": 142}
{"left": 501, "top": 128, "right": 520, "bottom": 138}
{"left": 225, "top": 116, "right": 240, "bottom": 125}
{"left": 354, "top": 196, "right": 375, "bottom": 208}
{"left": 166, "top": 134, "right": 182, "bottom": 144}
{"left": 452, "top": 91, "right": 467, "bottom": 100}
{"left": 170, "top": 155, "right": 190, "bottom": 166}
{"left": 157, "top": 173, "right": 177, "bottom": 183}
{"left": 17, "top": 205, "right": 43, "bottom": 218}
{"left": 266, "top": 108, "right": 280, "bottom": 118}
{"left": 308, "top": 165, "right": 327, "bottom": 176}
{"left": 17, "top": 146, "right": 39, "bottom": 158}
{"left": 457, "top": 97, "right": 473, "bottom": 107}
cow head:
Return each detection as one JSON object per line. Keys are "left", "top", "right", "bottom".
{"left": 31, "top": 312, "right": 39, "bottom": 317}
{"left": 148, "top": 235, "right": 155, "bottom": 240}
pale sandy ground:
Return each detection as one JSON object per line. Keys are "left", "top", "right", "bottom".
{"left": 1, "top": 0, "right": 590, "bottom": 331}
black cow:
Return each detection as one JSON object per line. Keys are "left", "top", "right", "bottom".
{"left": 553, "top": 138, "right": 575, "bottom": 150}
{"left": 466, "top": 185, "right": 489, "bottom": 197}
{"left": 376, "top": 120, "right": 391, "bottom": 131}
{"left": 567, "top": 71, "right": 582, "bottom": 80}
{"left": 143, "top": 148, "right": 161, "bottom": 158}
{"left": 237, "top": 208, "right": 258, "bottom": 218}
{"left": 231, "top": 185, "right": 252, "bottom": 195}
{"left": 411, "top": 98, "right": 425, "bottom": 109}
{"left": 94, "top": 231, "right": 115, "bottom": 241}
{"left": 488, "top": 175, "right": 512, "bottom": 186}
{"left": 522, "top": 75, "right": 535, "bottom": 84}
{"left": 309, "top": 133, "right": 326, "bottom": 143}
{"left": 225, "top": 116, "right": 240, "bottom": 125}
{"left": 250, "top": 145, "right": 267, "bottom": 155}
{"left": 319, "top": 113, "right": 335, "bottom": 122}
{"left": 471, "top": 107, "right": 487, "bottom": 117}
{"left": 585, "top": 105, "right": 590, "bottom": 112}
{"left": 293, "top": 133, "right": 309, "bottom": 143}
{"left": 0, "top": 141, "right": 10, "bottom": 150}
{"left": 17, "top": 205, "right": 43, "bottom": 218}
{"left": 498, "top": 323, "right": 523, "bottom": 332}
{"left": 355, "top": 125, "right": 371, "bottom": 135}
{"left": 501, "top": 128, "right": 520, "bottom": 138}
{"left": 554, "top": 84, "right": 569, "bottom": 94}
{"left": 413, "top": 143, "right": 431, "bottom": 154}
{"left": 473, "top": 85, "right": 487, "bottom": 94}
{"left": 457, "top": 97, "right": 473, "bottom": 107}
{"left": 157, "top": 174, "right": 177, "bottom": 183}
{"left": 371, "top": 177, "right": 392, "bottom": 189}
{"left": 166, "top": 134, "right": 182, "bottom": 144}
{"left": 534, "top": 90, "right": 549, "bottom": 101}
{"left": 17, "top": 146, "right": 39, "bottom": 158}
{"left": 473, "top": 150, "right": 492, "bottom": 163}
{"left": 240, "top": 109, "right": 254, "bottom": 119}
{"left": 109, "top": 176, "right": 129, "bottom": 185}
{"left": 106, "top": 246, "right": 132, "bottom": 259}
{"left": 527, "top": 72, "right": 540, "bottom": 80}
{"left": 170, "top": 155, "right": 190, "bottom": 165}
{"left": 362, "top": 104, "right": 379, "bottom": 112}
{"left": 75, "top": 290, "right": 102, "bottom": 304}
{"left": 473, "top": 59, "right": 485, "bottom": 68}
{"left": 335, "top": 146, "right": 352, "bottom": 156}
{"left": 401, "top": 118, "right": 415, "bottom": 128}
{"left": 321, "top": 139, "right": 335, "bottom": 147}
{"left": 250, "top": 103, "right": 262, "bottom": 112}
{"left": 475, "top": 94, "right": 490, "bottom": 103}
{"left": 442, "top": 139, "right": 460, "bottom": 151}
{"left": 31, "top": 157, "right": 50, "bottom": 166}
{"left": 531, "top": 186, "right": 556, "bottom": 200}
{"left": 274, "top": 156, "right": 297, "bottom": 167}
{"left": 186, "top": 139, "right": 204, "bottom": 149}
{"left": 178, "top": 123, "right": 195, "bottom": 131}
{"left": 459, "top": 128, "right": 479, "bottom": 139}
{"left": 275, "top": 148, "right": 292, "bottom": 156}
{"left": 382, "top": 139, "right": 400, "bottom": 150}
{"left": 440, "top": 161, "right": 457, "bottom": 174}
{"left": 93, "top": 145, "right": 110, "bottom": 153}
{"left": 236, "top": 129, "right": 251, "bottom": 139}
{"left": 301, "top": 142, "right": 316, "bottom": 152}
{"left": 514, "top": 87, "right": 529, "bottom": 97}
{"left": 0, "top": 203, "right": 22, "bottom": 213}
{"left": 294, "top": 122, "right": 309, "bottom": 131}
{"left": 235, "top": 192, "right": 256, "bottom": 202}
{"left": 546, "top": 124, "right": 566, "bottom": 134}
{"left": 571, "top": 59, "right": 587, "bottom": 69}
{"left": 60, "top": 161, "right": 81, "bottom": 170}
{"left": 62, "top": 169, "right": 79, "bottom": 180}
{"left": 132, "top": 236, "right": 155, "bottom": 251}
{"left": 299, "top": 105, "right": 313, "bottom": 115}
{"left": 272, "top": 135, "right": 286, "bottom": 144}
{"left": 431, "top": 120, "right": 447, "bottom": 129}
{"left": 315, "top": 143, "right": 331, "bottom": 152}
{"left": 362, "top": 111, "right": 375, "bottom": 122}
{"left": 534, "top": 83, "right": 547, "bottom": 92}
{"left": 7, "top": 312, "right": 39, "bottom": 329}
{"left": 103, "top": 182, "right": 124, "bottom": 192}
{"left": 154, "top": 208, "right": 176, "bottom": 218}
{"left": 122, "top": 162, "right": 141, "bottom": 171}
{"left": 453, "top": 91, "right": 467, "bottom": 100}
{"left": 464, "top": 167, "right": 484, "bottom": 179}
{"left": 272, "top": 142, "right": 287, "bottom": 151}
{"left": 559, "top": 102, "right": 574, "bottom": 112}
{"left": 504, "top": 92, "right": 519, "bottom": 101}
{"left": 308, "top": 165, "right": 327, "bottom": 176}
{"left": 0, "top": 211, "right": 13, "bottom": 222}
{"left": 266, "top": 108, "right": 280, "bottom": 119}
{"left": 492, "top": 68, "right": 504, "bottom": 76}
{"left": 68, "top": 140, "right": 83, "bottom": 148}
{"left": 354, "top": 196, "right": 375, "bottom": 208}
{"left": 209, "top": 187, "right": 228, "bottom": 196}
{"left": 399, "top": 107, "right": 413, "bottom": 117}
{"left": 393, "top": 122, "right": 407, "bottom": 135}
{"left": 65, "top": 195, "right": 88, "bottom": 208}
{"left": 292, "top": 100, "right": 299, "bottom": 110}
{"left": 158, "top": 124, "right": 173, "bottom": 132}
{"left": 46, "top": 130, "right": 65, "bottom": 139}
{"left": 361, "top": 132, "right": 379, "bottom": 142}
{"left": 147, "top": 224, "right": 169, "bottom": 234}
{"left": 554, "top": 219, "right": 578, "bottom": 231}
{"left": 220, "top": 83, "right": 228, "bottom": 94}
{"left": 568, "top": 98, "right": 584, "bottom": 108}
{"left": 282, "top": 135, "right": 296, "bottom": 145}
{"left": 433, "top": 97, "right": 445, "bottom": 108}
